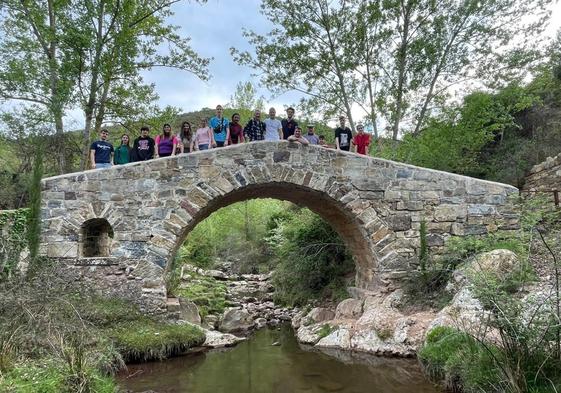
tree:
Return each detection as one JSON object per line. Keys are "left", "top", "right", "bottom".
{"left": 0, "top": 0, "right": 79, "bottom": 173}
{"left": 0, "top": 0, "right": 211, "bottom": 172}
{"left": 70, "top": 0, "right": 210, "bottom": 169}
{"left": 228, "top": 81, "right": 265, "bottom": 112}
{"left": 231, "top": 0, "right": 362, "bottom": 131}
{"left": 232, "top": 0, "right": 553, "bottom": 140}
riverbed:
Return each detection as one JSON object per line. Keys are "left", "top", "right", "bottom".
{"left": 118, "top": 325, "right": 439, "bottom": 393}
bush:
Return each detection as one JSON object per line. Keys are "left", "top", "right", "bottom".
{"left": 268, "top": 209, "right": 354, "bottom": 306}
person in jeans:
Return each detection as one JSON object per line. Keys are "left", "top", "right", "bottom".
{"left": 194, "top": 118, "right": 215, "bottom": 150}
{"left": 90, "top": 129, "right": 114, "bottom": 169}
{"left": 132, "top": 126, "right": 155, "bottom": 161}
{"left": 209, "top": 105, "right": 230, "bottom": 147}
{"left": 155, "top": 123, "right": 178, "bottom": 158}
{"left": 114, "top": 134, "right": 131, "bottom": 165}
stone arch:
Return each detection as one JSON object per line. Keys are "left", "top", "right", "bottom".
{"left": 80, "top": 218, "right": 114, "bottom": 257}
{"left": 151, "top": 181, "right": 397, "bottom": 291}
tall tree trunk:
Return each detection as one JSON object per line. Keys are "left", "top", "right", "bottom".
{"left": 391, "top": 0, "right": 412, "bottom": 141}
{"left": 80, "top": 0, "right": 106, "bottom": 171}
{"left": 319, "top": 0, "right": 356, "bottom": 131}
{"left": 365, "top": 47, "right": 379, "bottom": 139}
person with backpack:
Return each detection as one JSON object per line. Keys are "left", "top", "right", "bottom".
{"left": 209, "top": 105, "right": 230, "bottom": 147}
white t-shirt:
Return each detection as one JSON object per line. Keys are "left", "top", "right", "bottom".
{"left": 264, "top": 118, "right": 282, "bottom": 141}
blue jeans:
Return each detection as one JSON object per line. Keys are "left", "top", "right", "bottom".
{"left": 95, "top": 163, "right": 112, "bottom": 169}
{"left": 198, "top": 144, "right": 209, "bottom": 150}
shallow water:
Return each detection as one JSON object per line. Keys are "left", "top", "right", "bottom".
{"left": 118, "top": 325, "right": 439, "bottom": 393}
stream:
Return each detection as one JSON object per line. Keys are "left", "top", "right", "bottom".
{"left": 118, "top": 325, "right": 439, "bottom": 393}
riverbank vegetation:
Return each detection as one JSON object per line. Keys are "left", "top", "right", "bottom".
{"left": 416, "top": 196, "right": 561, "bottom": 392}
{"left": 0, "top": 265, "right": 205, "bottom": 392}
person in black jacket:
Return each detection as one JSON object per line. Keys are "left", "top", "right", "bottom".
{"left": 132, "top": 126, "right": 155, "bottom": 161}
{"left": 244, "top": 110, "right": 267, "bottom": 141}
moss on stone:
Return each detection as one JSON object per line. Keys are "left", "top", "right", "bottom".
{"left": 174, "top": 274, "right": 227, "bottom": 317}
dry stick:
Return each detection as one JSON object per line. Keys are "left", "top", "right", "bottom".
{"left": 537, "top": 229, "right": 561, "bottom": 360}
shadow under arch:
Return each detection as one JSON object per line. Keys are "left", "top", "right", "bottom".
{"left": 168, "top": 181, "right": 383, "bottom": 290}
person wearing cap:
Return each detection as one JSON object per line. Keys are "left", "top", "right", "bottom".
{"left": 287, "top": 126, "right": 309, "bottom": 145}
{"left": 334, "top": 115, "right": 353, "bottom": 151}
{"left": 264, "top": 107, "right": 283, "bottom": 141}
{"left": 303, "top": 124, "right": 319, "bottom": 145}
{"left": 352, "top": 123, "right": 370, "bottom": 155}
{"left": 90, "top": 128, "right": 114, "bottom": 169}
{"left": 281, "top": 107, "right": 298, "bottom": 140}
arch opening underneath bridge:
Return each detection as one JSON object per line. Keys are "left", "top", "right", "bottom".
{"left": 166, "top": 182, "right": 384, "bottom": 289}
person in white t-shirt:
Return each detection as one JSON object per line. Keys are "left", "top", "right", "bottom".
{"left": 263, "top": 107, "right": 282, "bottom": 141}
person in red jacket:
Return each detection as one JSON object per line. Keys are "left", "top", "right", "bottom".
{"left": 352, "top": 123, "right": 370, "bottom": 155}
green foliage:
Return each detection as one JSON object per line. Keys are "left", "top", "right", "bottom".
{"left": 177, "top": 199, "right": 288, "bottom": 272}
{"left": 0, "top": 359, "right": 117, "bottom": 393}
{"left": 419, "top": 220, "right": 428, "bottom": 274}
{"left": 317, "top": 324, "right": 335, "bottom": 340}
{"left": 268, "top": 209, "right": 354, "bottom": 306}
{"left": 0, "top": 209, "right": 30, "bottom": 278}
{"left": 173, "top": 274, "right": 228, "bottom": 318}
{"left": 26, "top": 151, "right": 42, "bottom": 260}
{"left": 419, "top": 327, "right": 499, "bottom": 392}
{"left": 109, "top": 320, "right": 205, "bottom": 363}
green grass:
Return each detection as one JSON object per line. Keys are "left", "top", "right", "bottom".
{"left": 0, "top": 359, "right": 117, "bottom": 393}
{"left": 174, "top": 274, "right": 227, "bottom": 318}
{"left": 109, "top": 319, "right": 205, "bottom": 362}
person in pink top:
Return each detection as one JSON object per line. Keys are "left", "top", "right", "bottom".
{"left": 155, "top": 123, "right": 178, "bottom": 158}
{"left": 194, "top": 118, "right": 215, "bottom": 151}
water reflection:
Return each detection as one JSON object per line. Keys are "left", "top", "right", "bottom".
{"left": 119, "top": 325, "right": 439, "bottom": 393}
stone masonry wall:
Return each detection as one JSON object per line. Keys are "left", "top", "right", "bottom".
{"left": 524, "top": 152, "right": 561, "bottom": 193}
{"left": 40, "top": 141, "right": 518, "bottom": 312}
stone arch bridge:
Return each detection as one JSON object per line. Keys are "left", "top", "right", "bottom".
{"left": 40, "top": 141, "right": 518, "bottom": 313}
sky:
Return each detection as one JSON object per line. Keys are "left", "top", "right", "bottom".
{"left": 5, "top": 0, "right": 561, "bottom": 130}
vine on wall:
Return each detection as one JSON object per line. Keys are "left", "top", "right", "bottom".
{"left": 0, "top": 208, "right": 30, "bottom": 278}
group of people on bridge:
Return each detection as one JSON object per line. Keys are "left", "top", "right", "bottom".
{"left": 90, "top": 105, "right": 371, "bottom": 169}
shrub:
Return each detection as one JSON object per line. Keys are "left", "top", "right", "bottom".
{"left": 268, "top": 209, "right": 354, "bottom": 306}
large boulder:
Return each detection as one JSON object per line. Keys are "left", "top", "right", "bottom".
{"left": 301, "top": 307, "right": 335, "bottom": 326}
{"left": 203, "top": 329, "right": 246, "bottom": 348}
{"left": 219, "top": 307, "right": 255, "bottom": 333}
{"left": 469, "top": 249, "right": 518, "bottom": 279}
{"left": 178, "top": 297, "right": 201, "bottom": 325}
{"left": 335, "top": 298, "right": 363, "bottom": 319}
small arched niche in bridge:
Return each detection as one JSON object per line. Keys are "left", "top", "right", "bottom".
{"left": 81, "top": 218, "right": 114, "bottom": 257}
